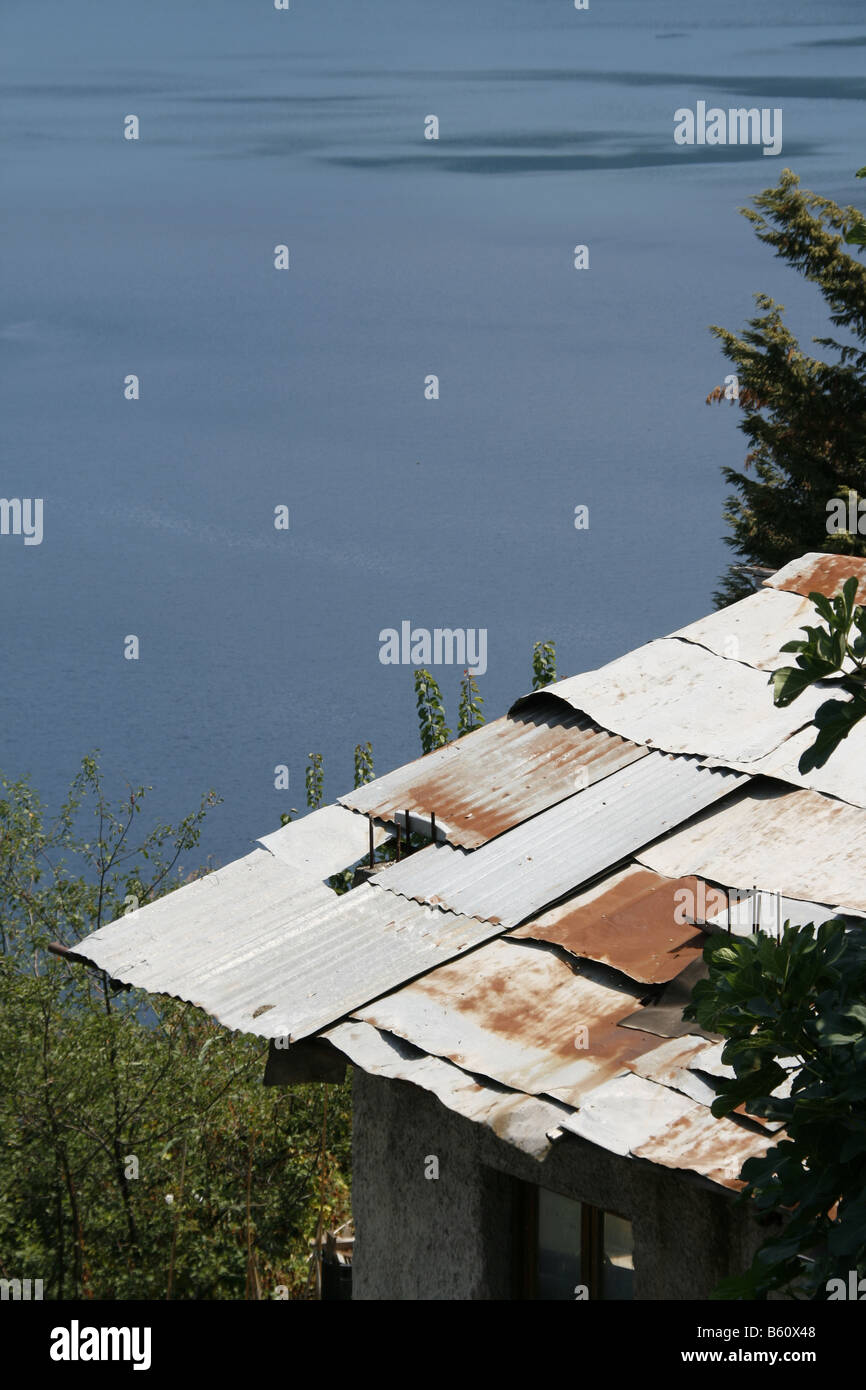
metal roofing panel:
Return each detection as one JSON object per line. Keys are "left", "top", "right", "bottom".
{"left": 354, "top": 936, "right": 672, "bottom": 1109}
{"left": 618, "top": 959, "right": 721, "bottom": 1042}
{"left": 630, "top": 1097, "right": 775, "bottom": 1189}
{"left": 701, "top": 718, "right": 866, "bottom": 812}
{"left": 636, "top": 780, "right": 866, "bottom": 914}
{"left": 560, "top": 1072, "right": 694, "bottom": 1157}
{"left": 626, "top": 1036, "right": 723, "bottom": 1108}
{"left": 671, "top": 587, "right": 816, "bottom": 671}
{"left": 325, "top": 1020, "right": 570, "bottom": 1159}
{"left": 70, "top": 856, "right": 497, "bottom": 1043}
{"left": 511, "top": 865, "right": 706, "bottom": 984}
{"left": 528, "top": 639, "right": 826, "bottom": 765}
{"left": 339, "top": 698, "right": 646, "bottom": 849}
{"left": 257, "top": 803, "right": 388, "bottom": 879}
{"left": 560, "top": 1073, "right": 772, "bottom": 1188}
{"left": 703, "top": 888, "right": 865, "bottom": 937}
{"left": 625, "top": 1035, "right": 782, "bottom": 1131}
{"left": 765, "top": 552, "right": 866, "bottom": 606}
{"left": 370, "top": 753, "right": 745, "bottom": 927}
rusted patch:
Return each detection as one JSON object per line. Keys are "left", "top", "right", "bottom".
{"left": 766, "top": 552, "right": 866, "bottom": 606}
{"left": 340, "top": 698, "right": 647, "bottom": 849}
{"left": 512, "top": 865, "right": 707, "bottom": 985}
{"left": 632, "top": 1107, "right": 774, "bottom": 1190}
{"left": 353, "top": 937, "right": 673, "bottom": 1106}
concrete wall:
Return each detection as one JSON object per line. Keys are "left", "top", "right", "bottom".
{"left": 351, "top": 1068, "right": 769, "bottom": 1301}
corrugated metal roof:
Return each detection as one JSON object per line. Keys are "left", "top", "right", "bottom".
{"left": 671, "top": 586, "right": 816, "bottom": 670}
{"left": 637, "top": 780, "right": 866, "bottom": 914}
{"left": 765, "top": 552, "right": 866, "bottom": 606}
{"left": 559, "top": 1072, "right": 773, "bottom": 1189}
{"left": 522, "top": 639, "right": 826, "bottom": 766}
{"left": 69, "top": 850, "right": 499, "bottom": 1043}
{"left": 618, "top": 959, "right": 721, "bottom": 1042}
{"left": 511, "top": 864, "right": 706, "bottom": 984}
{"left": 257, "top": 803, "right": 388, "bottom": 877}
{"left": 352, "top": 937, "right": 662, "bottom": 1108}
{"left": 371, "top": 753, "right": 745, "bottom": 927}
{"left": 626, "top": 1035, "right": 783, "bottom": 1132}
{"left": 702, "top": 887, "right": 865, "bottom": 936}
{"left": 701, "top": 718, "right": 866, "bottom": 812}
{"left": 339, "top": 697, "right": 646, "bottom": 849}
{"left": 67, "top": 551, "right": 853, "bottom": 1189}
{"left": 324, "top": 1020, "right": 570, "bottom": 1159}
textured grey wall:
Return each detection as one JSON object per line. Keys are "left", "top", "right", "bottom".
{"left": 351, "top": 1068, "right": 769, "bottom": 1301}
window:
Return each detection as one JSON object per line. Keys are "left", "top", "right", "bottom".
{"left": 514, "top": 1183, "right": 634, "bottom": 1300}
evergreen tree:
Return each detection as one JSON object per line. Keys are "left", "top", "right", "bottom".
{"left": 708, "top": 168, "right": 866, "bottom": 605}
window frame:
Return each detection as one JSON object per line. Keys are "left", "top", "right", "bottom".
{"left": 513, "top": 1180, "right": 632, "bottom": 1300}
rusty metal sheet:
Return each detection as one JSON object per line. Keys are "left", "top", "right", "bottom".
{"left": 637, "top": 780, "right": 866, "bottom": 914}
{"left": 671, "top": 587, "right": 816, "bottom": 671}
{"left": 371, "top": 753, "right": 745, "bottom": 927}
{"left": 523, "top": 639, "right": 826, "bottom": 766}
{"left": 560, "top": 1072, "right": 773, "bottom": 1189}
{"left": 257, "top": 803, "right": 389, "bottom": 880}
{"left": 512, "top": 864, "right": 706, "bottom": 985}
{"left": 325, "top": 1020, "right": 570, "bottom": 1159}
{"left": 765, "top": 552, "right": 866, "bottom": 606}
{"left": 339, "top": 698, "right": 646, "bottom": 849}
{"left": 69, "top": 857, "right": 499, "bottom": 1043}
{"left": 353, "top": 936, "right": 665, "bottom": 1109}
{"left": 631, "top": 1096, "right": 775, "bottom": 1189}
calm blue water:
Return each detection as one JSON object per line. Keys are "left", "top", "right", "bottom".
{"left": 2, "top": 0, "right": 865, "bottom": 868}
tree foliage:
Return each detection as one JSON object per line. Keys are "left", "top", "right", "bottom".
{"left": 708, "top": 169, "right": 866, "bottom": 605}
{"left": 457, "top": 670, "right": 485, "bottom": 737}
{"left": 531, "top": 640, "right": 557, "bottom": 690}
{"left": 413, "top": 668, "right": 451, "bottom": 754}
{"left": 0, "top": 758, "right": 351, "bottom": 1299}
{"left": 685, "top": 922, "right": 866, "bottom": 1300}
{"left": 683, "top": 575, "right": 866, "bottom": 1299}
{"left": 2, "top": 641, "right": 561, "bottom": 1297}
{"left": 772, "top": 575, "right": 866, "bottom": 770}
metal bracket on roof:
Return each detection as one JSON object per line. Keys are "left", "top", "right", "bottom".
{"left": 392, "top": 809, "right": 449, "bottom": 842}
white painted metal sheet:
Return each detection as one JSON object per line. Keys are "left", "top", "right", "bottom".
{"left": 530, "top": 638, "right": 826, "bottom": 765}
{"left": 70, "top": 856, "right": 498, "bottom": 1043}
{"left": 257, "top": 803, "right": 388, "bottom": 880}
{"left": 628, "top": 1037, "right": 725, "bottom": 1111}
{"left": 560, "top": 1072, "right": 694, "bottom": 1157}
{"left": 671, "top": 587, "right": 816, "bottom": 670}
{"left": 701, "top": 717, "right": 866, "bottom": 812}
{"left": 371, "top": 753, "right": 745, "bottom": 927}
{"left": 636, "top": 781, "right": 866, "bottom": 913}
{"left": 703, "top": 888, "right": 864, "bottom": 937}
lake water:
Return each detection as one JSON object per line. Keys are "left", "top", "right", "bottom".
{"left": 3, "top": 0, "right": 865, "bottom": 869}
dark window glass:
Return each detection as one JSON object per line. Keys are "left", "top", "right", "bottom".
{"left": 537, "top": 1189, "right": 583, "bottom": 1300}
